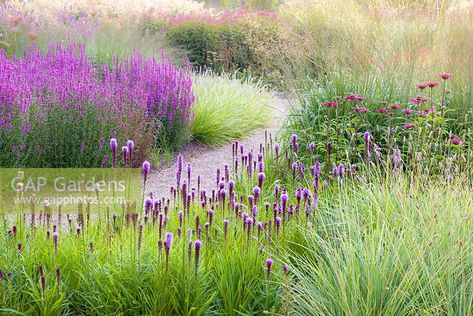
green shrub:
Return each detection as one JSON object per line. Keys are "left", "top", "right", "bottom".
{"left": 166, "top": 21, "right": 251, "bottom": 73}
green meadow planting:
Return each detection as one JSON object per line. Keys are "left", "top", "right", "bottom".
{"left": 1, "top": 0, "right": 473, "bottom": 315}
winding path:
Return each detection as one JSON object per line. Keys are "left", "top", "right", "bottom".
{"left": 146, "top": 96, "right": 290, "bottom": 199}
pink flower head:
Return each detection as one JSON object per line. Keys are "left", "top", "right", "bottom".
{"left": 376, "top": 108, "right": 389, "bottom": 114}
{"left": 438, "top": 72, "right": 453, "bottom": 80}
{"left": 416, "top": 82, "right": 428, "bottom": 90}
{"left": 409, "top": 97, "right": 429, "bottom": 104}
{"left": 427, "top": 81, "right": 440, "bottom": 88}
{"left": 403, "top": 123, "right": 416, "bottom": 129}
{"left": 388, "top": 104, "right": 400, "bottom": 110}
{"left": 402, "top": 108, "right": 414, "bottom": 116}
{"left": 418, "top": 108, "right": 435, "bottom": 116}
{"left": 450, "top": 135, "right": 464, "bottom": 145}
{"left": 345, "top": 94, "right": 365, "bottom": 101}
{"left": 351, "top": 107, "right": 369, "bottom": 113}
{"left": 321, "top": 101, "right": 338, "bottom": 108}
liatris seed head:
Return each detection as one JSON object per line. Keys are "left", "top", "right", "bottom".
{"left": 52, "top": 232, "right": 59, "bottom": 255}
{"left": 56, "top": 267, "right": 61, "bottom": 286}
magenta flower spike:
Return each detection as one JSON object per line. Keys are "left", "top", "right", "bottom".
{"left": 110, "top": 138, "right": 117, "bottom": 168}
{"left": 266, "top": 258, "right": 273, "bottom": 280}
{"left": 121, "top": 146, "right": 128, "bottom": 165}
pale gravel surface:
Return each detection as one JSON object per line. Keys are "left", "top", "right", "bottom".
{"left": 146, "top": 96, "right": 290, "bottom": 200}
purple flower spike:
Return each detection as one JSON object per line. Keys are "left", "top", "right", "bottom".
{"left": 127, "top": 140, "right": 134, "bottom": 161}
{"left": 251, "top": 205, "right": 258, "bottom": 218}
{"left": 53, "top": 232, "right": 59, "bottom": 255}
{"left": 258, "top": 172, "right": 265, "bottom": 189}
{"left": 266, "top": 258, "right": 274, "bottom": 280}
{"left": 110, "top": 138, "right": 117, "bottom": 168}
{"left": 223, "top": 218, "right": 229, "bottom": 239}
{"left": 337, "top": 163, "right": 344, "bottom": 178}
{"left": 142, "top": 161, "right": 151, "bottom": 184}
{"left": 194, "top": 239, "right": 202, "bottom": 273}
{"left": 253, "top": 186, "right": 261, "bottom": 202}
{"left": 274, "top": 143, "right": 280, "bottom": 156}
{"left": 76, "top": 226, "right": 81, "bottom": 236}
{"left": 282, "top": 264, "right": 289, "bottom": 274}
{"left": 121, "top": 146, "right": 128, "bottom": 165}
{"left": 165, "top": 232, "right": 173, "bottom": 251}
{"left": 308, "top": 142, "right": 315, "bottom": 152}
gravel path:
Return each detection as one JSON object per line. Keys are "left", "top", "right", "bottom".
{"left": 146, "top": 96, "right": 290, "bottom": 200}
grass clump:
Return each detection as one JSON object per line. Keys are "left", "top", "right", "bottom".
{"left": 286, "top": 177, "right": 473, "bottom": 315}
{"left": 191, "top": 72, "right": 272, "bottom": 146}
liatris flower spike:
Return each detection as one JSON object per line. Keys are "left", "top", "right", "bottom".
{"left": 266, "top": 258, "right": 273, "bottom": 280}
{"left": 194, "top": 239, "right": 202, "bottom": 273}
{"left": 127, "top": 140, "right": 134, "bottom": 160}
{"left": 142, "top": 161, "right": 151, "bottom": 184}
{"left": 121, "top": 146, "right": 128, "bottom": 165}
{"left": 110, "top": 138, "right": 117, "bottom": 168}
